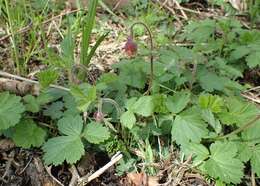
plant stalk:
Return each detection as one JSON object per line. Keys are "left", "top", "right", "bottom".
{"left": 130, "top": 22, "right": 154, "bottom": 94}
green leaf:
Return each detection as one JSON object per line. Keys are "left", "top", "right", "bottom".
{"left": 86, "top": 32, "right": 109, "bottom": 64}
{"left": 218, "top": 97, "right": 259, "bottom": 126}
{"left": 230, "top": 45, "right": 251, "bottom": 60}
{"left": 23, "top": 95, "right": 40, "bottom": 113}
{"left": 201, "top": 109, "right": 222, "bottom": 134}
{"left": 116, "top": 60, "right": 147, "bottom": 89}
{"left": 38, "top": 69, "right": 59, "bottom": 89}
{"left": 199, "top": 94, "right": 224, "bottom": 113}
{"left": 198, "top": 71, "right": 226, "bottom": 92}
{"left": 152, "top": 94, "right": 168, "bottom": 113}
{"left": 166, "top": 91, "right": 190, "bottom": 114}
{"left": 63, "top": 94, "right": 80, "bottom": 116}
{"left": 239, "top": 121, "right": 260, "bottom": 176}
{"left": 0, "top": 92, "right": 25, "bottom": 130}
{"left": 120, "top": 111, "right": 136, "bottom": 129}
{"left": 246, "top": 51, "right": 260, "bottom": 68}
{"left": 125, "top": 97, "right": 138, "bottom": 110}
{"left": 132, "top": 96, "right": 154, "bottom": 117}
{"left": 83, "top": 122, "right": 110, "bottom": 144}
{"left": 43, "top": 135, "right": 84, "bottom": 165}
{"left": 181, "top": 142, "right": 209, "bottom": 163}
{"left": 70, "top": 84, "right": 96, "bottom": 111}
{"left": 80, "top": 0, "right": 98, "bottom": 65}
{"left": 58, "top": 115, "right": 83, "bottom": 136}
{"left": 37, "top": 92, "right": 52, "bottom": 105}
{"left": 182, "top": 19, "right": 216, "bottom": 42}
{"left": 13, "top": 119, "right": 46, "bottom": 148}
{"left": 171, "top": 108, "right": 208, "bottom": 145}
{"left": 203, "top": 141, "right": 244, "bottom": 184}
{"left": 61, "top": 31, "right": 75, "bottom": 69}
{"left": 250, "top": 144, "right": 260, "bottom": 177}
{"left": 43, "top": 101, "right": 64, "bottom": 120}
{"left": 96, "top": 73, "right": 118, "bottom": 90}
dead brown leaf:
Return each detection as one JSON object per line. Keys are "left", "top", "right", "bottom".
{"left": 127, "top": 172, "right": 159, "bottom": 186}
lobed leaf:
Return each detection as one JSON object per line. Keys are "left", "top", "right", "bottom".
{"left": 120, "top": 111, "right": 136, "bottom": 129}
{"left": 0, "top": 92, "right": 25, "bottom": 130}
{"left": 83, "top": 122, "right": 110, "bottom": 144}
{"left": 43, "top": 136, "right": 84, "bottom": 165}
{"left": 13, "top": 119, "right": 46, "bottom": 148}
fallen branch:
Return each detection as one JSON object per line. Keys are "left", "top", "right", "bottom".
{"left": 45, "top": 165, "right": 64, "bottom": 186}
{"left": 77, "top": 152, "right": 123, "bottom": 185}
{"left": 0, "top": 70, "right": 70, "bottom": 92}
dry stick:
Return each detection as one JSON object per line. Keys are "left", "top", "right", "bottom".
{"left": 0, "top": 70, "right": 70, "bottom": 91}
{"left": 17, "top": 156, "right": 33, "bottom": 175}
{"left": 241, "top": 93, "right": 260, "bottom": 104}
{"left": 251, "top": 170, "right": 256, "bottom": 186}
{"left": 154, "top": 0, "right": 182, "bottom": 24}
{"left": 129, "top": 22, "right": 154, "bottom": 95}
{"left": 78, "top": 152, "right": 123, "bottom": 185}
{"left": 173, "top": 0, "right": 188, "bottom": 20}
{"left": 69, "top": 165, "right": 80, "bottom": 186}
{"left": 1, "top": 151, "right": 15, "bottom": 181}
{"left": 243, "top": 86, "right": 260, "bottom": 93}
{"left": 45, "top": 165, "right": 64, "bottom": 186}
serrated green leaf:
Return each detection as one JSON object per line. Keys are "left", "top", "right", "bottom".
{"left": 63, "top": 94, "right": 80, "bottom": 116}
{"left": 96, "top": 73, "right": 118, "bottom": 90}
{"left": 181, "top": 142, "right": 209, "bottom": 163}
{"left": 61, "top": 32, "right": 75, "bottom": 68}
{"left": 43, "top": 135, "right": 84, "bottom": 165}
{"left": 114, "top": 60, "right": 147, "bottom": 89}
{"left": 125, "top": 97, "right": 138, "bottom": 110}
{"left": 13, "top": 119, "right": 46, "bottom": 148}
{"left": 120, "top": 111, "right": 136, "bottom": 129}
{"left": 198, "top": 71, "right": 226, "bottom": 92}
{"left": 132, "top": 96, "right": 154, "bottom": 117}
{"left": 36, "top": 92, "right": 53, "bottom": 105}
{"left": 201, "top": 109, "right": 222, "bottom": 134}
{"left": 166, "top": 91, "right": 190, "bottom": 114}
{"left": 23, "top": 95, "right": 40, "bottom": 113}
{"left": 70, "top": 83, "right": 96, "bottom": 111}
{"left": 38, "top": 69, "right": 59, "bottom": 89}
{"left": 250, "top": 144, "right": 260, "bottom": 177}
{"left": 241, "top": 120, "right": 260, "bottom": 144}
{"left": 203, "top": 141, "right": 244, "bottom": 184}
{"left": 171, "top": 108, "right": 208, "bottom": 145}
{"left": 246, "top": 51, "right": 260, "bottom": 68}
{"left": 83, "top": 122, "right": 110, "bottom": 144}
{"left": 152, "top": 94, "right": 168, "bottom": 113}
{"left": 238, "top": 121, "right": 260, "bottom": 176}
{"left": 230, "top": 45, "right": 251, "bottom": 60}
{"left": 182, "top": 19, "right": 216, "bottom": 42}
{"left": 58, "top": 115, "right": 83, "bottom": 136}
{"left": 199, "top": 94, "right": 224, "bottom": 113}
{"left": 0, "top": 92, "right": 25, "bottom": 130}
{"left": 218, "top": 97, "right": 259, "bottom": 126}
{"left": 43, "top": 101, "right": 64, "bottom": 120}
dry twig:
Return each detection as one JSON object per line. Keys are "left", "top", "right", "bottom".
{"left": 77, "top": 152, "right": 123, "bottom": 186}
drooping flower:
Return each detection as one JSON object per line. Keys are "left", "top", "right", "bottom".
{"left": 124, "top": 36, "right": 137, "bottom": 57}
{"left": 94, "top": 111, "right": 104, "bottom": 122}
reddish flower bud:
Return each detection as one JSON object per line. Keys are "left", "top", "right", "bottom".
{"left": 124, "top": 36, "right": 137, "bottom": 57}
{"left": 94, "top": 111, "right": 104, "bottom": 122}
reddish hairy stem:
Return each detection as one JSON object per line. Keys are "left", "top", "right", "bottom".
{"left": 130, "top": 22, "right": 154, "bottom": 94}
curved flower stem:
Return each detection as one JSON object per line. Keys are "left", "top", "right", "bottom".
{"left": 130, "top": 22, "right": 154, "bottom": 94}
{"left": 215, "top": 114, "right": 260, "bottom": 140}
{"left": 99, "top": 98, "right": 122, "bottom": 118}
